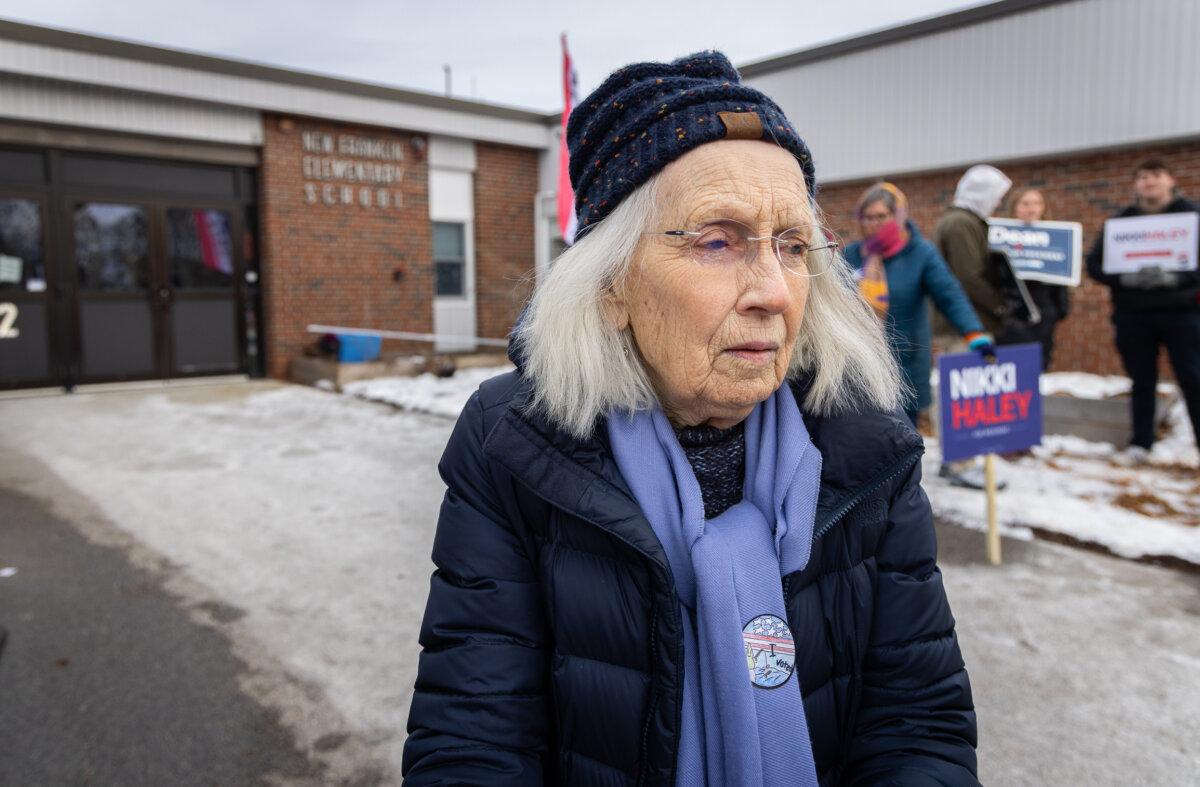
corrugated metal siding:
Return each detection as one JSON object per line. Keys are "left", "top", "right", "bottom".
{"left": 0, "top": 72, "right": 262, "bottom": 146}
{"left": 0, "top": 36, "right": 553, "bottom": 150}
{"left": 745, "top": 0, "right": 1200, "bottom": 183}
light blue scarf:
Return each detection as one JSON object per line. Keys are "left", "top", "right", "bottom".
{"left": 607, "top": 384, "right": 823, "bottom": 787}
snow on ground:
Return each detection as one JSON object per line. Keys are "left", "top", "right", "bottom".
{"left": 1039, "top": 370, "right": 1178, "bottom": 400}
{"left": 923, "top": 389, "right": 1200, "bottom": 566}
{"left": 0, "top": 382, "right": 453, "bottom": 777}
{"left": 922, "top": 441, "right": 1200, "bottom": 565}
{"left": 344, "top": 365, "right": 513, "bottom": 419}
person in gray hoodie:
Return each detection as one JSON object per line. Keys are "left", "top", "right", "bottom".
{"left": 934, "top": 165, "right": 1014, "bottom": 336}
{"left": 932, "top": 165, "right": 1013, "bottom": 489}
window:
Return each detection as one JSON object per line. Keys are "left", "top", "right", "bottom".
{"left": 0, "top": 198, "right": 44, "bottom": 291}
{"left": 166, "top": 208, "right": 235, "bottom": 289}
{"left": 74, "top": 203, "right": 149, "bottom": 291}
{"left": 433, "top": 221, "right": 466, "bottom": 297}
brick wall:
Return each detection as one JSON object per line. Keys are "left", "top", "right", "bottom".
{"left": 259, "top": 114, "right": 431, "bottom": 378}
{"left": 473, "top": 142, "right": 538, "bottom": 343}
{"left": 817, "top": 138, "right": 1200, "bottom": 375}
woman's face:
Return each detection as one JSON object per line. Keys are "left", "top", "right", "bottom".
{"left": 1013, "top": 190, "right": 1045, "bottom": 223}
{"left": 606, "top": 140, "right": 813, "bottom": 429}
{"left": 858, "top": 200, "right": 893, "bottom": 238}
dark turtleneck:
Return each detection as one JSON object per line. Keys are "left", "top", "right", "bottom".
{"left": 675, "top": 421, "right": 746, "bottom": 519}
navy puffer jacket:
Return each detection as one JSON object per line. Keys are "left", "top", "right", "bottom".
{"left": 402, "top": 370, "right": 979, "bottom": 786}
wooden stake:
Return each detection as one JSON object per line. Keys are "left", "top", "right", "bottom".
{"left": 984, "top": 453, "right": 1001, "bottom": 565}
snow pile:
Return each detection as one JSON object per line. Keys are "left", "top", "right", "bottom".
{"left": 923, "top": 440, "right": 1200, "bottom": 566}
{"left": 922, "top": 391, "right": 1199, "bottom": 566}
{"left": 1039, "top": 372, "right": 1178, "bottom": 400}
{"left": 1149, "top": 398, "right": 1199, "bottom": 467}
{"left": 343, "top": 365, "right": 514, "bottom": 419}
{"left": 1039, "top": 372, "right": 1131, "bottom": 399}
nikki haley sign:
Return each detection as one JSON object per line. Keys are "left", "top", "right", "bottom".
{"left": 938, "top": 343, "right": 1044, "bottom": 462}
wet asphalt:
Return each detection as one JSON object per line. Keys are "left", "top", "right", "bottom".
{"left": 0, "top": 484, "right": 321, "bottom": 787}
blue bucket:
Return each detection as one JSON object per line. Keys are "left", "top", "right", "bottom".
{"left": 337, "top": 334, "right": 382, "bottom": 363}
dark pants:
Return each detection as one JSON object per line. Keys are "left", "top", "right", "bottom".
{"left": 1112, "top": 310, "right": 1200, "bottom": 449}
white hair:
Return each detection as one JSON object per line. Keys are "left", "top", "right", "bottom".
{"left": 515, "top": 172, "right": 906, "bottom": 439}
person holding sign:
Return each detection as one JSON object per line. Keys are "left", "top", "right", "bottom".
{"left": 998, "top": 187, "right": 1071, "bottom": 369}
{"left": 844, "top": 182, "right": 995, "bottom": 426}
{"left": 933, "top": 165, "right": 1013, "bottom": 489}
{"left": 934, "top": 165, "right": 1014, "bottom": 336}
{"left": 1086, "top": 159, "right": 1200, "bottom": 465}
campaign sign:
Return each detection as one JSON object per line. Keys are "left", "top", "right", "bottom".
{"left": 988, "top": 218, "right": 1082, "bottom": 286}
{"left": 938, "top": 343, "right": 1043, "bottom": 463}
{"left": 1102, "top": 212, "right": 1199, "bottom": 274}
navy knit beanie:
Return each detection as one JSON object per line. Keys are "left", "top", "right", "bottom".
{"left": 567, "top": 50, "right": 816, "bottom": 241}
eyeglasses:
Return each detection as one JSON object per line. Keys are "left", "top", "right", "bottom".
{"left": 645, "top": 218, "right": 838, "bottom": 277}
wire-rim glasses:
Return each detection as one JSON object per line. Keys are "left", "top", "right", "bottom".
{"left": 645, "top": 218, "right": 838, "bottom": 277}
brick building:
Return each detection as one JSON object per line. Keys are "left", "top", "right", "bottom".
{"left": 2, "top": 0, "right": 1199, "bottom": 390}
{"left": 743, "top": 0, "right": 1200, "bottom": 376}
{"left": 815, "top": 139, "right": 1200, "bottom": 375}
{"left": 0, "top": 19, "right": 552, "bottom": 388}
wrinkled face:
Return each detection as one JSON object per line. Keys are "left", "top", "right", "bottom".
{"left": 1013, "top": 190, "right": 1045, "bottom": 223}
{"left": 606, "top": 140, "right": 813, "bottom": 429}
{"left": 1134, "top": 168, "right": 1176, "bottom": 210}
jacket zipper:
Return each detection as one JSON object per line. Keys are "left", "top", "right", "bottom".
{"left": 783, "top": 445, "right": 922, "bottom": 606}
{"left": 636, "top": 607, "right": 658, "bottom": 787}
{"left": 811, "top": 444, "right": 924, "bottom": 544}
{"left": 788, "top": 443, "right": 924, "bottom": 769}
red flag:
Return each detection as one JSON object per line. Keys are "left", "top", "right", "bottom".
{"left": 558, "top": 33, "right": 579, "bottom": 244}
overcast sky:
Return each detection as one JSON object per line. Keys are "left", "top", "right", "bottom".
{"left": 0, "top": 0, "right": 984, "bottom": 111}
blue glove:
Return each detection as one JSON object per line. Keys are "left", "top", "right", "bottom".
{"left": 967, "top": 332, "right": 997, "bottom": 361}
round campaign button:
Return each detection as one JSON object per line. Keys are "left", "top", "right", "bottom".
{"left": 742, "top": 614, "right": 796, "bottom": 689}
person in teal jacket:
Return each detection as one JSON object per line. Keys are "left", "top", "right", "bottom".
{"left": 844, "top": 182, "right": 994, "bottom": 425}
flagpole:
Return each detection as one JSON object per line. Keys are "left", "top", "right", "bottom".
{"left": 558, "top": 33, "right": 578, "bottom": 246}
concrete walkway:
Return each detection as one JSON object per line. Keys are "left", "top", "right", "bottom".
{"left": 1, "top": 380, "right": 1196, "bottom": 785}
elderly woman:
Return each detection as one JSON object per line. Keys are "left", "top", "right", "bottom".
{"left": 844, "top": 182, "right": 994, "bottom": 426}
{"left": 403, "top": 53, "right": 979, "bottom": 787}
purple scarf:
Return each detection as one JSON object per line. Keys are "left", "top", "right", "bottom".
{"left": 607, "top": 384, "right": 822, "bottom": 786}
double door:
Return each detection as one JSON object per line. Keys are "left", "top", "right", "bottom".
{"left": 71, "top": 200, "right": 246, "bottom": 382}
{"left": 0, "top": 148, "right": 259, "bottom": 389}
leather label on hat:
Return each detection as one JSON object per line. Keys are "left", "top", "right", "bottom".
{"left": 718, "top": 111, "right": 763, "bottom": 140}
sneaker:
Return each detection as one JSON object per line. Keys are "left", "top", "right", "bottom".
{"left": 938, "top": 463, "right": 1008, "bottom": 491}
{"left": 1114, "top": 445, "right": 1151, "bottom": 467}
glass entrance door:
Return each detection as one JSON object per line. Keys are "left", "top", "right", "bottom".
{"left": 73, "top": 202, "right": 157, "bottom": 381}
{"left": 0, "top": 195, "right": 53, "bottom": 386}
{"left": 70, "top": 202, "right": 244, "bottom": 383}
{"left": 164, "top": 207, "right": 240, "bottom": 375}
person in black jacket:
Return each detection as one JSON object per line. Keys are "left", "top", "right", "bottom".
{"left": 1086, "top": 158, "right": 1200, "bottom": 465}
{"left": 403, "top": 52, "right": 979, "bottom": 786}
{"left": 999, "top": 187, "right": 1071, "bottom": 370}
